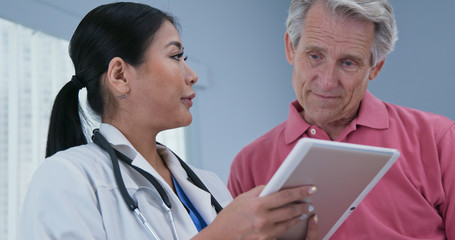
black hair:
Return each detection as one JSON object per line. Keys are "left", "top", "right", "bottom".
{"left": 45, "top": 2, "right": 177, "bottom": 157}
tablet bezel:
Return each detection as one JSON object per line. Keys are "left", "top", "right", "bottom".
{"left": 259, "top": 138, "right": 400, "bottom": 240}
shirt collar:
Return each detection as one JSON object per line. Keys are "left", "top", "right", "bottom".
{"left": 99, "top": 123, "right": 138, "bottom": 160}
{"left": 284, "top": 100, "right": 310, "bottom": 144}
{"left": 354, "top": 91, "right": 389, "bottom": 129}
{"left": 284, "top": 91, "right": 389, "bottom": 144}
{"left": 98, "top": 123, "right": 186, "bottom": 177}
{"left": 99, "top": 123, "right": 157, "bottom": 174}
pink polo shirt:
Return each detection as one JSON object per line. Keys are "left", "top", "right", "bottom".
{"left": 228, "top": 91, "right": 455, "bottom": 239}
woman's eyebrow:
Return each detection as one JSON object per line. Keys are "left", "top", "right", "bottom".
{"left": 165, "top": 41, "right": 182, "bottom": 50}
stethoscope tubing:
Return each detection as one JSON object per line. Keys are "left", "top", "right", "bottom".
{"left": 134, "top": 208, "right": 162, "bottom": 240}
{"left": 91, "top": 129, "right": 222, "bottom": 239}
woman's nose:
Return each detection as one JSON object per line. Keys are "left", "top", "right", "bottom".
{"left": 185, "top": 62, "right": 198, "bottom": 85}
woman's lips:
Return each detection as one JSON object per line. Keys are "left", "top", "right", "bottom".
{"left": 181, "top": 93, "right": 196, "bottom": 108}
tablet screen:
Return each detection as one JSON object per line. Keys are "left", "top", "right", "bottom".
{"left": 259, "top": 138, "right": 400, "bottom": 240}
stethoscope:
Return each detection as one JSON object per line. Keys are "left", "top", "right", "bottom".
{"left": 91, "top": 129, "right": 223, "bottom": 240}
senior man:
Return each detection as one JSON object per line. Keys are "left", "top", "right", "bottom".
{"left": 228, "top": 0, "right": 455, "bottom": 239}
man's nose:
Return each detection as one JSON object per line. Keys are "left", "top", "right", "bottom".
{"left": 318, "top": 62, "right": 338, "bottom": 90}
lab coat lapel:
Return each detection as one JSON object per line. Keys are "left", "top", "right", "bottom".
{"left": 97, "top": 124, "right": 200, "bottom": 237}
{"left": 162, "top": 147, "right": 217, "bottom": 223}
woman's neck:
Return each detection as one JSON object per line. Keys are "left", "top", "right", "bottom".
{"left": 104, "top": 119, "right": 175, "bottom": 192}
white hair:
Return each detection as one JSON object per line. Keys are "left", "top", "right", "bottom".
{"left": 286, "top": 0, "right": 398, "bottom": 66}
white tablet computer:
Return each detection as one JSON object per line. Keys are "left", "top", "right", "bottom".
{"left": 259, "top": 138, "right": 400, "bottom": 240}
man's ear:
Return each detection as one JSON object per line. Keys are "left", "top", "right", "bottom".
{"left": 284, "top": 31, "right": 296, "bottom": 66}
{"left": 106, "top": 57, "right": 132, "bottom": 94}
{"left": 369, "top": 58, "right": 385, "bottom": 80}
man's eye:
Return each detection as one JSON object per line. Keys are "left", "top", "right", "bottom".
{"left": 310, "top": 54, "right": 319, "bottom": 60}
{"left": 341, "top": 60, "right": 356, "bottom": 67}
{"left": 341, "top": 59, "right": 360, "bottom": 71}
{"left": 343, "top": 60, "right": 353, "bottom": 66}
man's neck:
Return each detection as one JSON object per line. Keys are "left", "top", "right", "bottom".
{"left": 302, "top": 112, "right": 358, "bottom": 141}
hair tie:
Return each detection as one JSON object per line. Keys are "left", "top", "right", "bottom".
{"left": 71, "top": 75, "right": 85, "bottom": 90}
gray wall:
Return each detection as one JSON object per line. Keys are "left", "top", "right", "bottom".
{"left": 1, "top": 0, "right": 454, "bottom": 183}
{"left": 370, "top": 1, "right": 455, "bottom": 120}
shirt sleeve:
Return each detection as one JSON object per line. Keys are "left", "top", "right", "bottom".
{"left": 437, "top": 122, "right": 455, "bottom": 239}
{"left": 18, "top": 158, "right": 107, "bottom": 240}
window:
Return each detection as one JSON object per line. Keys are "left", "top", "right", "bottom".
{"left": 0, "top": 18, "right": 72, "bottom": 240}
{"left": 0, "top": 18, "right": 186, "bottom": 240}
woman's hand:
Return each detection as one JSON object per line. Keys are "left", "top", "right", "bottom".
{"left": 305, "top": 214, "right": 318, "bottom": 240}
{"left": 195, "top": 185, "right": 318, "bottom": 240}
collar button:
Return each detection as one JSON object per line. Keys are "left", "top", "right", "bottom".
{"left": 310, "top": 128, "right": 317, "bottom": 135}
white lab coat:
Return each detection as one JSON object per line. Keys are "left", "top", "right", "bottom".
{"left": 18, "top": 124, "right": 233, "bottom": 240}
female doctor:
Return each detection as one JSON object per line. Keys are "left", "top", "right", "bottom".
{"left": 18, "top": 2, "right": 318, "bottom": 239}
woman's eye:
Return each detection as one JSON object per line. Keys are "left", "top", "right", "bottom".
{"left": 171, "top": 52, "right": 188, "bottom": 61}
{"left": 171, "top": 52, "right": 184, "bottom": 60}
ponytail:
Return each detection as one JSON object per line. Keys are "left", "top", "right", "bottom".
{"left": 45, "top": 77, "right": 87, "bottom": 157}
